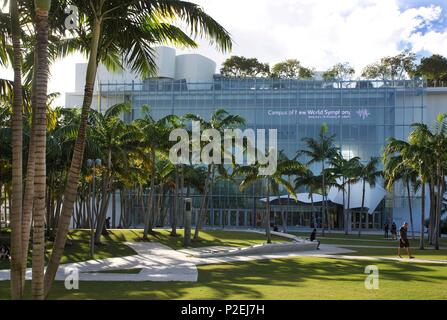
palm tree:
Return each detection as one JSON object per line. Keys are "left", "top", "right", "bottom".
{"left": 88, "top": 103, "right": 141, "bottom": 244}
{"left": 30, "top": 0, "right": 52, "bottom": 300}
{"left": 236, "top": 160, "right": 300, "bottom": 243}
{"left": 44, "top": 1, "right": 232, "bottom": 298}
{"left": 0, "top": 3, "right": 87, "bottom": 292}
{"left": 410, "top": 117, "right": 447, "bottom": 250}
{"left": 135, "top": 112, "right": 177, "bottom": 240}
{"left": 277, "top": 152, "right": 305, "bottom": 232}
{"left": 300, "top": 124, "right": 338, "bottom": 235}
{"left": 383, "top": 150, "right": 419, "bottom": 240}
{"left": 184, "top": 109, "right": 245, "bottom": 241}
{"left": 358, "top": 157, "right": 382, "bottom": 237}
{"left": 295, "top": 169, "right": 321, "bottom": 229}
{"left": 328, "top": 153, "right": 360, "bottom": 235}
{"left": 9, "top": 0, "right": 24, "bottom": 300}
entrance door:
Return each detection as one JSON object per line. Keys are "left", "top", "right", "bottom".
{"left": 351, "top": 211, "right": 376, "bottom": 230}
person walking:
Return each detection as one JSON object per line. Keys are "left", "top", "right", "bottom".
{"left": 398, "top": 222, "right": 414, "bottom": 259}
{"left": 384, "top": 222, "right": 390, "bottom": 239}
{"left": 391, "top": 222, "right": 397, "bottom": 240}
{"left": 309, "top": 228, "right": 321, "bottom": 250}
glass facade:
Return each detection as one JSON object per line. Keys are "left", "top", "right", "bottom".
{"left": 99, "top": 78, "right": 426, "bottom": 230}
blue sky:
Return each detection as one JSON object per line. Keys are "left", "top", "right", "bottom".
{"left": 398, "top": 0, "right": 447, "bottom": 36}
{"left": 185, "top": 0, "right": 447, "bottom": 71}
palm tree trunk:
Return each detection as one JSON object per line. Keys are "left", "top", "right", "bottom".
{"left": 44, "top": 18, "right": 102, "bottom": 298}
{"left": 21, "top": 52, "right": 38, "bottom": 293}
{"left": 321, "top": 161, "right": 326, "bottom": 236}
{"left": 429, "top": 182, "right": 435, "bottom": 244}
{"left": 311, "top": 193, "right": 317, "bottom": 229}
{"left": 359, "top": 180, "right": 366, "bottom": 237}
{"left": 194, "top": 165, "right": 212, "bottom": 241}
{"left": 406, "top": 180, "right": 415, "bottom": 240}
{"left": 94, "top": 150, "right": 113, "bottom": 244}
{"left": 171, "top": 171, "right": 178, "bottom": 236}
{"left": 144, "top": 148, "right": 156, "bottom": 239}
{"left": 347, "top": 183, "right": 351, "bottom": 233}
{"left": 266, "top": 180, "right": 272, "bottom": 244}
{"left": 434, "top": 168, "right": 443, "bottom": 250}
{"left": 10, "top": 0, "right": 24, "bottom": 300}
{"left": 342, "top": 179, "right": 347, "bottom": 235}
{"left": 32, "top": 2, "right": 51, "bottom": 300}
{"left": 111, "top": 190, "right": 116, "bottom": 229}
{"left": 420, "top": 181, "right": 425, "bottom": 250}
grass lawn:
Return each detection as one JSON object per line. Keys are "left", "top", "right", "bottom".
{"left": 1, "top": 229, "right": 446, "bottom": 300}
{"left": 1, "top": 257, "right": 445, "bottom": 300}
{"left": 290, "top": 232, "right": 447, "bottom": 261}
{"left": 0, "top": 229, "right": 138, "bottom": 271}
{"left": 341, "top": 247, "right": 447, "bottom": 261}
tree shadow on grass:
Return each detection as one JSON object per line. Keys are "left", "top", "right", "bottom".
{"left": 1, "top": 256, "right": 446, "bottom": 300}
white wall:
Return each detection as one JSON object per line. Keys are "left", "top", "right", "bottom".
{"left": 175, "top": 54, "right": 216, "bottom": 90}
{"left": 425, "top": 88, "right": 447, "bottom": 124}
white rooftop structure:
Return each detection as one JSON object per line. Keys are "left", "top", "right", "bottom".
{"left": 65, "top": 46, "right": 217, "bottom": 108}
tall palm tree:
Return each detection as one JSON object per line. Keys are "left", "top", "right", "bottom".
{"left": 411, "top": 117, "right": 447, "bottom": 250}
{"left": 44, "top": 1, "right": 232, "bottom": 298}
{"left": 31, "top": 0, "right": 52, "bottom": 300}
{"left": 1, "top": 2, "right": 75, "bottom": 292}
{"left": 295, "top": 169, "right": 321, "bottom": 229}
{"left": 277, "top": 151, "right": 305, "bottom": 232}
{"left": 88, "top": 103, "right": 141, "bottom": 244}
{"left": 328, "top": 153, "right": 360, "bottom": 235}
{"left": 236, "top": 160, "right": 301, "bottom": 243}
{"left": 383, "top": 151, "right": 419, "bottom": 240}
{"left": 9, "top": 0, "right": 24, "bottom": 300}
{"left": 184, "top": 109, "right": 245, "bottom": 241}
{"left": 300, "top": 124, "right": 338, "bottom": 235}
{"left": 358, "top": 157, "right": 382, "bottom": 237}
{"left": 135, "top": 112, "right": 177, "bottom": 240}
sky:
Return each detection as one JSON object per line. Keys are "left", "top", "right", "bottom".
{"left": 1, "top": 0, "right": 447, "bottom": 106}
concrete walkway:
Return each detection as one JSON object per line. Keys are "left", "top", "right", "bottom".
{"left": 311, "top": 253, "right": 447, "bottom": 265}
{"left": 0, "top": 242, "right": 199, "bottom": 282}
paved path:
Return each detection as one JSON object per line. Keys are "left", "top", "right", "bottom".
{"left": 312, "top": 253, "right": 447, "bottom": 265}
{"left": 0, "top": 242, "right": 198, "bottom": 282}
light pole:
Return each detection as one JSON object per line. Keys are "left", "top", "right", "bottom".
{"left": 87, "top": 159, "right": 102, "bottom": 259}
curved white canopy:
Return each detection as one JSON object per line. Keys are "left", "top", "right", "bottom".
{"left": 260, "top": 182, "right": 387, "bottom": 214}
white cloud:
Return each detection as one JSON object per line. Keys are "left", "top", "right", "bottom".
{"left": 3, "top": 0, "right": 447, "bottom": 106}
{"left": 178, "top": 0, "right": 446, "bottom": 74}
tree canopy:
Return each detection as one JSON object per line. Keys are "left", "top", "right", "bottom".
{"left": 271, "top": 59, "right": 314, "bottom": 79}
{"left": 220, "top": 56, "right": 270, "bottom": 77}
{"left": 361, "top": 50, "right": 416, "bottom": 80}
{"left": 415, "top": 54, "right": 447, "bottom": 85}
{"left": 323, "top": 62, "right": 355, "bottom": 81}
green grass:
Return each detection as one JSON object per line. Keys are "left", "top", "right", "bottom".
{"left": 341, "top": 247, "right": 447, "bottom": 261}
{"left": 1, "top": 257, "right": 445, "bottom": 300}
{"left": 292, "top": 232, "right": 447, "bottom": 246}
{"left": 0, "top": 230, "right": 137, "bottom": 271}
{"left": 1, "top": 229, "right": 446, "bottom": 300}
{"left": 290, "top": 232, "right": 447, "bottom": 261}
